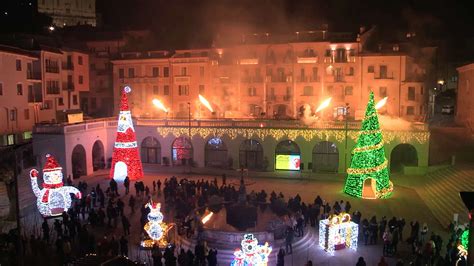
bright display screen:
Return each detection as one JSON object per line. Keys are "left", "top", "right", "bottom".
{"left": 275, "top": 154, "right": 301, "bottom": 170}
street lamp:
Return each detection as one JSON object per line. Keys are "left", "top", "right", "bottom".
{"left": 344, "top": 103, "right": 350, "bottom": 170}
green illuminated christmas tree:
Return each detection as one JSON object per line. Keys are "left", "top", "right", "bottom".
{"left": 343, "top": 92, "right": 393, "bottom": 199}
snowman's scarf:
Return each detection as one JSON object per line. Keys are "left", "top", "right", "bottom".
{"left": 42, "top": 183, "right": 64, "bottom": 203}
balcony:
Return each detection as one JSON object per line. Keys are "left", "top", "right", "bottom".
{"left": 334, "top": 76, "right": 345, "bottom": 82}
{"left": 283, "top": 95, "right": 292, "bottom": 101}
{"left": 28, "top": 85, "right": 43, "bottom": 103}
{"left": 267, "top": 95, "right": 276, "bottom": 101}
{"left": 241, "top": 76, "right": 263, "bottom": 83}
{"left": 239, "top": 58, "right": 259, "bottom": 65}
{"left": 374, "top": 72, "right": 394, "bottom": 79}
{"left": 297, "top": 55, "right": 318, "bottom": 64}
{"left": 62, "top": 82, "right": 75, "bottom": 91}
{"left": 62, "top": 62, "right": 74, "bottom": 70}
{"left": 45, "top": 66, "right": 60, "bottom": 73}
{"left": 268, "top": 75, "right": 292, "bottom": 83}
{"left": 297, "top": 76, "right": 320, "bottom": 83}
{"left": 173, "top": 76, "right": 190, "bottom": 84}
{"left": 46, "top": 87, "right": 60, "bottom": 94}
{"left": 27, "top": 70, "right": 41, "bottom": 81}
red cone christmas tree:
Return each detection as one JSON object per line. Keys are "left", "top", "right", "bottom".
{"left": 110, "top": 86, "right": 143, "bottom": 181}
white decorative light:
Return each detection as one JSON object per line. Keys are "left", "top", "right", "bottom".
{"left": 141, "top": 201, "right": 171, "bottom": 248}
{"left": 30, "top": 154, "right": 82, "bottom": 217}
{"left": 231, "top": 233, "right": 272, "bottom": 266}
{"left": 319, "top": 213, "right": 358, "bottom": 255}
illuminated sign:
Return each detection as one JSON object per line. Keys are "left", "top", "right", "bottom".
{"left": 275, "top": 154, "right": 301, "bottom": 171}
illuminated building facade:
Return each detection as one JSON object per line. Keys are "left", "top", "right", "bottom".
{"left": 38, "top": 0, "right": 96, "bottom": 27}
{"left": 111, "top": 31, "right": 427, "bottom": 121}
{"left": 456, "top": 63, "right": 474, "bottom": 133}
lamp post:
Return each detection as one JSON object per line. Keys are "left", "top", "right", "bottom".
{"left": 344, "top": 103, "right": 350, "bottom": 170}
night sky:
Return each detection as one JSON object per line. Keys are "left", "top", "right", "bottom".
{"left": 1, "top": 0, "right": 474, "bottom": 50}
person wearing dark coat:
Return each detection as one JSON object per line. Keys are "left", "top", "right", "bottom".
{"left": 119, "top": 236, "right": 128, "bottom": 257}
{"left": 277, "top": 248, "right": 285, "bottom": 266}
{"left": 356, "top": 256, "right": 367, "bottom": 266}
{"left": 207, "top": 248, "right": 217, "bottom": 266}
{"left": 152, "top": 245, "right": 163, "bottom": 266}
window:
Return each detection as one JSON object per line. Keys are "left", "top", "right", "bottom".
{"left": 200, "top": 66, "right": 205, "bottom": 77}
{"left": 303, "top": 86, "right": 313, "bottom": 96}
{"left": 24, "top": 109, "right": 30, "bottom": 120}
{"left": 79, "top": 75, "right": 83, "bottom": 84}
{"left": 380, "top": 65, "right": 387, "bottom": 78}
{"left": 248, "top": 87, "right": 256, "bottom": 96}
{"left": 349, "top": 49, "right": 355, "bottom": 56}
{"left": 16, "top": 59, "right": 22, "bottom": 71}
{"left": 73, "top": 95, "right": 78, "bottom": 105}
{"left": 420, "top": 86, "right": 424, "bottom": 95}
{"left": 300, "top": 68, "right": 305, "bottom": 80}
{"left": 23, "top": 131, "right": 32, "bottom": 140}
{"left": 10, "top": 110, "right": 17, "bottom": 121}
{"left": 420, "top": 105, "right": 423, "bottom": 115}
{"left": 90, "top": 63, "right": 96, "bottom": 70}
{"left": 78, "top": 56, "right": 83, "bottom": 65}
{"left": 368, "top": 65, "right": 374, "bottom": 73}
{"left": 325, "top": 49, "right": 331, "bottom": 57}
{"left": 345, "top": 86, "right": 353, "bottom": 95}
{"left": 406, "top": 106, "right": 415, "bottom": 115}
{"left": 58, "top": 97, "right": 64, "bottom": 106}
{"left": 153, "top": 86, "right": 159, "bottom": 95}
{"left": 163, "top": 85, "right": 170, "bottom": 95}
{"left": 0, "top": 83, "right": 3, "bottom": 95}
{"left": 128, "top": 68, "right": 135, "bottom": 78}
{"left": 119, "top": 68, "right": 124, "bottom": 78}
{"left": 91, "top": 98, "right": 97, "bottom": 109}
{"left": 164, "top": 67, "right": 169, "bottom": 77}
{"left": 348, "top": 67, "right": 354, "bottom": 76}
{"left": 17, "top": 84, "right": 23, "bottom": 95}
{"left": 181, "top": 67, "right": 187, "bottom": 76}
{"left": 312, "top": 67, "right": 318, "bottom": 80}
{"left": 379, "top": 87, "right": 387, "bottom": 98}
{"left": 199, "top": 85, "right": 205, "bottom": 94}
{"left": 335, "top": 49, "right": 347, "bottom": 63}
{"left": 46, "top": 80, "right": 60, "bottom": 94}
{"left": 178, "top": 85, "right": 189, "bottom": 96}
{"left": 152, "top": 67, "right": 159, "bottom": 77}
{"left": 408, "top": 86, "right": 415, "bottom": 101}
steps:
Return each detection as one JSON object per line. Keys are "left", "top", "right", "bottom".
{"left": 176, "top": 227, "right": 318, "bottom": 265}
{"left": 416, "top": 166, "right": 474, "bottom": 227}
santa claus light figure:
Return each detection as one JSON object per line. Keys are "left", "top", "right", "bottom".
{"left": 30, "top": 154, "right": 82, "bottom": 217}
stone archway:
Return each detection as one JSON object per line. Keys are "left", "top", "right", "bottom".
{"left": 172, "top": 137, "right": 193, "bottom": 166}
{"left": 312, "top": 141, "right": 339, "bottom": 173}
{"left": 205, "top": 137, "right": 228, "bottom": 168}
{"left": 71, "top": 144, "right": 87, "bottom": 179}
{"left": 362, "top": 178, "right": 376, "bottom": 199}
{"left": 239, "top": 139, "right": 263, "bottom": 170}
{"left": 141, "top": 137, "right": 161, "bottom": 164}
{"left": 390, "top": 143, "right": 418, "bottom": 173}
{"left": 92, "top": 140, "right": 105, "bottom": 171}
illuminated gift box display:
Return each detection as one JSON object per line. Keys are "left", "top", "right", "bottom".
{"left": 319, "top": 213, "right": 358, "bottom": 255}
{"left": 140, "top": 201, "right": 172, "bottom": 248}
{"left": 231, "top": 233, "right": 272, "bottom": 266}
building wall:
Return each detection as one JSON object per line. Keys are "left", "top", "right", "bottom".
{"left": 38, "top": 0, "right": 96, "bottom": 27}
{"left": 112, "top": 43, "right": 427, "bottom": 121}
{"left": 456, "top": 63, "right": 474, "bottom": 131}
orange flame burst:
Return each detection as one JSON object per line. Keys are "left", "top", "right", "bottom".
{"left": 152, "top": 99, "right": 168, "bottom": 113}
{"left": 375, "top": 97, "right": 388, "bottom": 110}
{"left": 315, "top": 97, "right": 332, "bottom": 113}
{"left": 199, "top": 94, "right": 214, "bottom": 112}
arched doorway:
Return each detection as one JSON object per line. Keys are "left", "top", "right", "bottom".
{"left": 141, "top": 137, "right": 161, "bottom": 164}
{"left": 274, "top": 104, "right": 289, "bottom": 119}
{"left": 312, "top": 141, "right": 339, "bottom": 172}
{"left": 71, "top": 144, "right": 86, "bottom": 179}
{"left": 275, "top": 140, "right": 301, "bottom": 170}
{"left": 113, "top": 161, "right": 127, "bottom": 181}
{"left": 205, "top": 137, "right": 228, "bottom": 168}
{"left": 92, "top": 140, "right": 105, "bottom": 171}
{"left": 390, "top": 144, "right": 418, "bottom": 173}
{"left": 172, "top": 137, "right": 193, "bottom": 166}
{"left": 362, "top": 178, "right": 376, "bottom": 199}
{"left": 239, "top": 139, "right": 263, "bottom": 170}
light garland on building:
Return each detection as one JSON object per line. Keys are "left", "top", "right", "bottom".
{"left": 141, "top": 201, "right": 172, "bottom": 249}
{"left": 30, "top": 154, "right": 82, "bottom": 217}
{"left": 155, "top": 126, "right": 429, "bottom": 145}
{"left": 110, "top": 86, "right": 144, "bottom": 181}
{"left": 344, "top": 92, "right": 393, "bottom": 199}
{"left": 319, "top": 212, "right": 358, "bottom": 255}
{"left": 231, "top": 233, "right": 272, "bottom": 266}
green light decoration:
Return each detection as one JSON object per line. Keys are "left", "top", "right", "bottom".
{"left": 460, "top": 229, "right": 469, "bottom": 250}
{"left": 343, "top": 92, "right": 393, "bottom": 199}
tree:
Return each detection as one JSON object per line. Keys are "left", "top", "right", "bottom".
{"left": 343, "top": 92, "right": 393, "bottom": 199}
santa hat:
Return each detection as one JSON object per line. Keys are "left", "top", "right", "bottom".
{"left": 120, "top": 86, "right": 131, "bottom": 111}
{"left": 43, "top": 154, "right": 62, "bottom": 172}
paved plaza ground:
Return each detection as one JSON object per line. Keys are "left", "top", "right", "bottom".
{"left": 13, "top": 165, "right": 450, "bottom": 265}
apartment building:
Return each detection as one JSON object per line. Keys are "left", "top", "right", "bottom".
{"left": 456, "top": 63, "right": 474, "bottom": 132}
{"left": 0, "top": 44, "right": 89, "bottom": 146}
{"left": 111, "top": 33, "right": 427, "bottom": 121}
{"left": 38, "top": 0, "right": 96, "bottom": 27}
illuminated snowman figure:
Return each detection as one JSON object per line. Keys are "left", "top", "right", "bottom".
{"left": 144, "top": 201, "right": 166, "bottom": 241}
{"left": 30, "top": 154, "right": 82, "bottom": 217}
{"left": 231, "top": 233, "right": 272, "bottom": 266}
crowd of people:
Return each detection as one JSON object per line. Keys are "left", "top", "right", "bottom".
{"left": 5, "top": 173, "right": 469, "bottom": 266}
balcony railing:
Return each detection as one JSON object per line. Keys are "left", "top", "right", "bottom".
{"left": 27, "top": 70, "right": 41, "bottom": 80}
{"left": 374, "top": 72, "right": 394, "bottom": 79}
{"left": 241, "top": 76, "right": 263, "bottom": 83}
{"left": 297, "top": 76, "right": 320, "bottom": 82}
{"left": 46, "top": 87, "right": 60, "bottom": 94}
{"left": 62, "top": 82, "right": 75, "bottom": 91}
{"left": 62, "top": 62, "right": 74, "bottom": 70}
{"left": 45, "top": 66, "right": 59, "bottom": 73}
